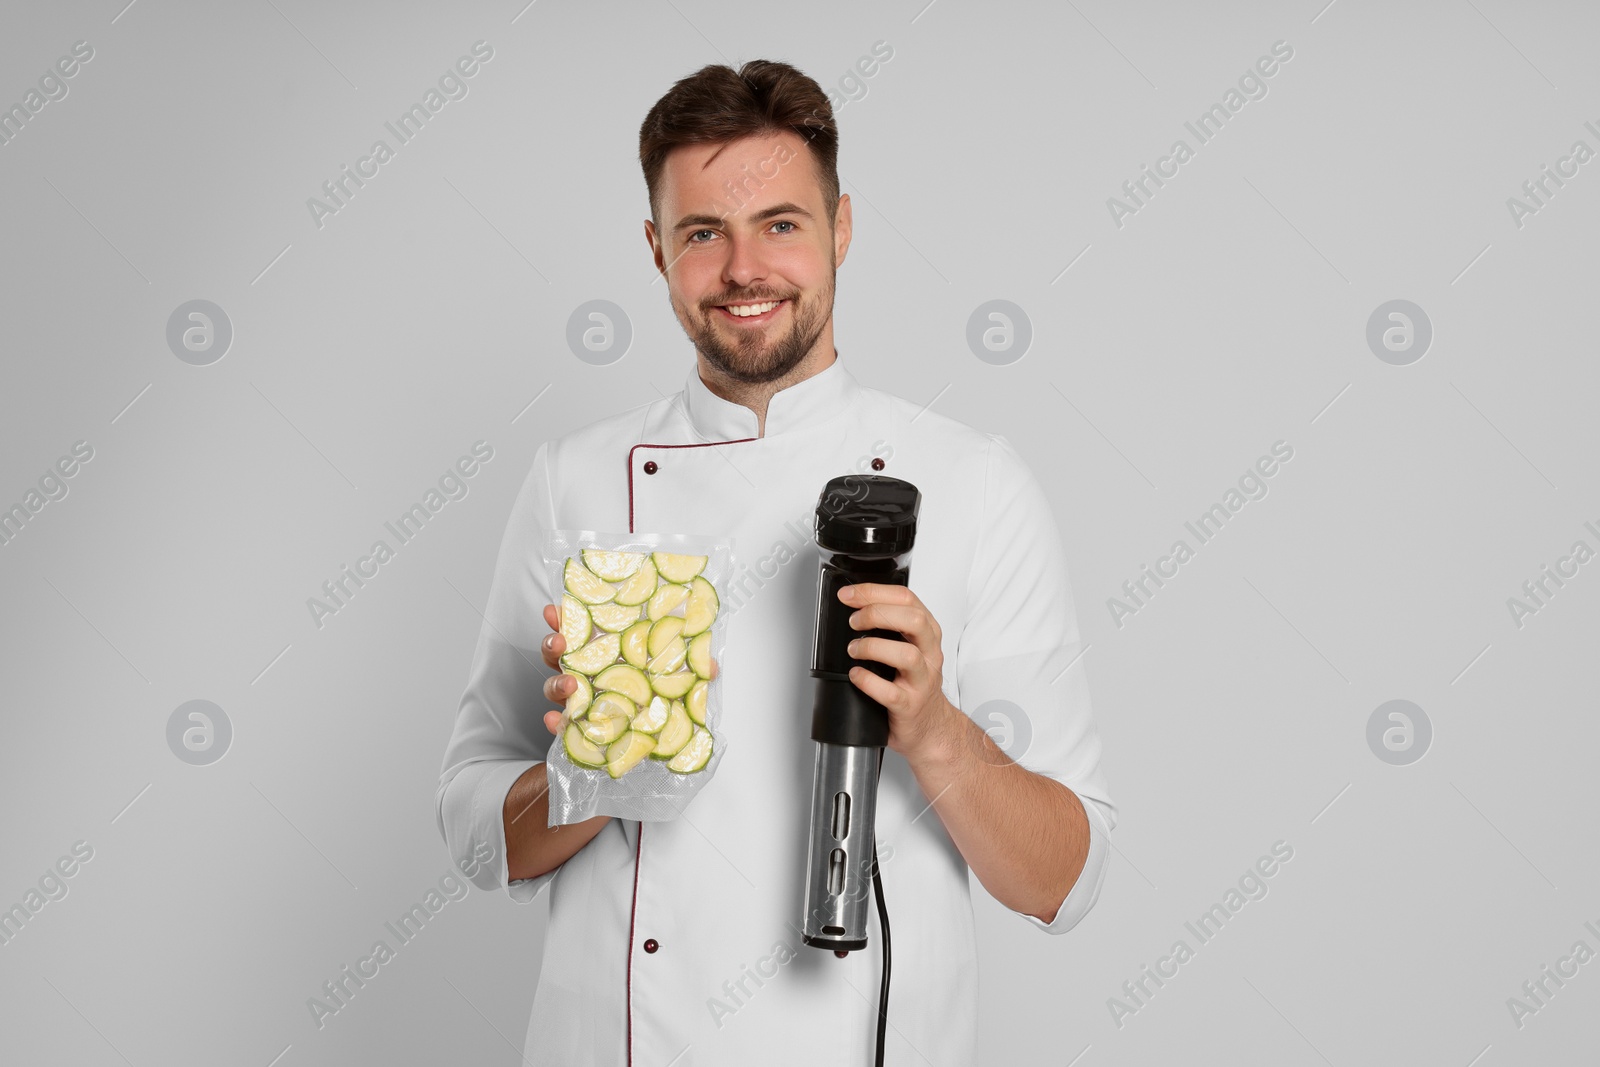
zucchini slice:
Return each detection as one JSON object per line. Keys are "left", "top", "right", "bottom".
{"left": 647, "top": 616, "right": 685, "bottom": 657}
{"left": 593, "top": 663, "right": 652, "bottom": 707}
{"left": 681, "top": 576, "right": 719, "bottom": 637}
{"left": 687, "top": 631, "right": 712, "bottom": 679}
{"left": 582, "top": 548, "right": 645, "bottom": 582}
{"left": 621, "top": 619, "right": 652, "bottom": 669}
{"left": 632, "top": 694, "right": 670, "bottom": 734}
{"left": 646, "top": 581, "right": 690, "bottom": 622}
{"left": 564, "top": 721, "right": 607, "bottom": 768}
{"left": 652, "top": 552, "right": 707, "bottom": 583}
{"left": 650, "top": 699, "right": 693, "bottom": 759}
{"left": 666, "top": 726, "right": 713, "bottom": 774}
{"left": 560, "top": 631, "right": 620, "bottom": 675}
{"left": 613, "top": 555, "right": 658, "bottom": 607}
{"left": 580, "top": 692, "right": 633, "bottom": 745}
{"left": 647, "top": 638, "right": 688, "bottom": 675}
{"left": 559, "top": 594, "right": 592, "bottom": 652}
{"left": 649, "top": 669, "right": 697, "bottom": 699}
{"left": 606, "top": 730, "right": 657, "bottom": 779}
{"left": 587, "top": 601, "right": 640, "bottom": 633}
{"left": 564, "top": 558, "right": 617, "bottom": 606}
{"left": 685, "top": 678, "right": 708, "bottom": 726}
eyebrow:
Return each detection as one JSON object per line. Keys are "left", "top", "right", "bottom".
{"left": 673, "top": 201, "right": 813, "bottom": 232}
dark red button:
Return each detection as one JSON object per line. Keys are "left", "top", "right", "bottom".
{"left": 643, "top": 938, "right": 659, "bottom": 953}
{"left": 643, "top": 461, "right": 658, "bottom": 475}
{"left": 871, "top": 457, "right": 885, "bottom": 471}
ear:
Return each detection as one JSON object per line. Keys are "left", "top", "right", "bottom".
{"left": 832, "top": 193, "right": 853, "bottom": 268}
{"left": 645, "top": 218, "right": 667, "bottom": 278}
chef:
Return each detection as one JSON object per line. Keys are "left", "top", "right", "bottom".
{"left": 436, "top": 58, "right": 1116, "bottom": 1065}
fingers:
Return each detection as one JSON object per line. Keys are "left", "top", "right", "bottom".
{"left": 542, "top": 633, "right": 566, "bottom": 671}
{"left": 848, "top": 635, "right": 923, "bottom": 676}
{"left": 541, "top": 605, "right": 566, "bottom": 670}
{"left": 543, "top": 670, "right": 576, "bottom": 706}
{"left": 541, "top": 604, "right": 571, "bottom": 733}
{"left": 839, "top": 583, "right": 915, "bottom": 607}
{"left": 848, "top": 603, "right": 940, "bottom": 651}
{"left": 847, "top": 663, "right": 897, "bottom": 707}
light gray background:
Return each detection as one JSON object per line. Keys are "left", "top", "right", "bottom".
{"left": 2, "top": 0, "right": 1596, "bottom": 1064}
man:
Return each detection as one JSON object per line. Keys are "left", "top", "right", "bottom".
{"left": 437, "top": 59, "right": 1115, "bottom": 1064}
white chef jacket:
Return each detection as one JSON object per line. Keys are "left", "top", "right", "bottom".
{"left": 436, "top": 356, "right": 1115, "bottom": 1066}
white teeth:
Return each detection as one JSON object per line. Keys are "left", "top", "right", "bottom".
{"left": 724, "top": 300, "right": 780, "bottom": 317}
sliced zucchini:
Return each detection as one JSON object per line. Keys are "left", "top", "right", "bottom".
{"left": 555, "top": 553, "right": 721, "bottom": 770}
{"left": 606, "top": 730, "right": 657, "bottom": 779}
{"left": 647, "top": 638, "right": 687, "bottom": 675}
{"left": 564, "top": 722, "right": 607, "bottom": 768}
{"left": 593, "top": 663, "right": 652, "bottom": 707}
{"left": 561, "top": 631, "right": 621, "bottom": 675}
{"left": 647, "top": 616, "right": 685, "bottom": 657}
{"left": 582, "top": 548, "right": 645, "bottom": 582}
{"left": 588, "top": 601, "right": 641, "bottom": 633}
{"left": 652, "top": 552, "right": 707, "bottom": 583}
{"left": 649, "top": 669, "right": 697, "bottom": 699}
{"left": 564, "top": 558, "right": 617, "bottom": 606}
{"left": 687, "top": 631, "right": 712, "bottom": 679}
{"left": 559, "top": 594, "right": 592, "bottom": 652}
{"left": 621, "top": 619, "right": 652, "bottom": 669}
{"left": 685, "top": 678, "right": 708, "bottom": 726}
{"left": 565, "top": 671, "right": 594, "bottom": 719}
{"left": 613, "top": 555, "right": 658, "bottom": 607}
{"left": 666, "top": 726, "right": 713, "bottom": 773}
{"left": 650, "top": 699, "right": 693, "bottom": 759}
{"left": 580, "top": 692, "right": 633, "bottom": 745}
{"left": 632, "top": 694, "right": 670, "bottom": 734}
{"left": 681, "top": 576, "right": 719, "bottom": 637}
{"left": 646, "top": 581, "right": 690, "bottom": 622}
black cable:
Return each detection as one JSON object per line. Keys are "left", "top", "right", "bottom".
{"left": 872, "top": 748, "right": 890, "bottom": 1067}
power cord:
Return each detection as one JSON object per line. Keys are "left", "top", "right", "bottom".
{"left": 872, "top": 748, "right": 891, "bottom": 1067}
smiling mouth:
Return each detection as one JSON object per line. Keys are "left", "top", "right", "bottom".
{"left": 714, "top": 299, "right": 787, "bottom": 323}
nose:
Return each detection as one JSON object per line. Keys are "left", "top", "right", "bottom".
{"left": 721, "top": 231, "right": 768, "bottom": 294}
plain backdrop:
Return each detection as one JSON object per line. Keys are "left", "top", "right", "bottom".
{"left": 1, "top": 1, "right": 1597, "bottom": 1064}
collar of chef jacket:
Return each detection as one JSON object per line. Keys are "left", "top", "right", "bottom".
{"left": 679, "top": 352, "right": 858, "bottom": 441}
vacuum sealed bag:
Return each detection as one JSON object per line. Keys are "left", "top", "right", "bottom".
{"left": 542, "top": 529, "right": 733, "bottom": 825}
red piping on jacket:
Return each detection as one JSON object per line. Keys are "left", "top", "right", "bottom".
{"left": 625, "top": 434, "right": 755, "bottom": 1067}
{"left": 627, "top": 439, "right": 758, "bottom": 535}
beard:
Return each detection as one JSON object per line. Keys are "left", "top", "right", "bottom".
{"left": 675, "top": 266, "right": 834, "bottom": 385}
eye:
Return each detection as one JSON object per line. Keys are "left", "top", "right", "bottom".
{"left": 771, "top": 220, "right": 796, "bottom": 234}
{"left": 689, "top": 229, "right": 717, "bottom": 243}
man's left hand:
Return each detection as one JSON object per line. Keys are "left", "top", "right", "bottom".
{"left": 839, "top": 583, "right": 959, "bottom": 763}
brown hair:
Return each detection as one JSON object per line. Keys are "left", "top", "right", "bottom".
{"left": 639, "top": 59, "right": 839, "bottom": 229}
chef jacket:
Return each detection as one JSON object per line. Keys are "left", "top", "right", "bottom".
{"left": 436, "top": 355, "right": 1116, "bottom": 1066}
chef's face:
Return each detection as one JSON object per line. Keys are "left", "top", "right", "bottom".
{"left": 646, "top": 130, "right": 851, "bottom": 384}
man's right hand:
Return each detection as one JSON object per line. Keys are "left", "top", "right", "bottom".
{"left": 507, "top": 602, "right": 717, "bottom": 883}
{"left": 500, "top": 607, "right": 591, "bottom": 884}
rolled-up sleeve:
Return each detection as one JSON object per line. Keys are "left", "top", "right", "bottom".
{"left": 954, "top": 433, "right": 1117, "bottom": 934}
{"left": 437, "top": 441, "right": 561, "bottom": 903}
